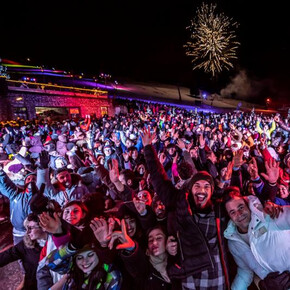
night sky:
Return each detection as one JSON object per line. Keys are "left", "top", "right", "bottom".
{"left": 1, "top": 0, "right": 289, "bottom": 104}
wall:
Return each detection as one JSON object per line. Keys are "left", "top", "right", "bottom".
{"left": 0, "top": 90, "right": 114, "bottom": 121}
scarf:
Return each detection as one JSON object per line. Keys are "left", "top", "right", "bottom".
{"left": 149, "top": 252, "right": 170, "bottom": 283}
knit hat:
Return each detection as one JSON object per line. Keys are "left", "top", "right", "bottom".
{"left": 54, "top": 167, "right": 69, "bottom": 178}
{"left": 188, "top": 171, "right": 215, "bottom": 191}
{"left": 66, "top": 142, "right": 76, "bottom": 151}
{"left": 24, "top": 172, "right": 37, "bottom": 183}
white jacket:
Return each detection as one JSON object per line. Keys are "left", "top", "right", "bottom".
{"left": 224, "top": 196, "right": 290, "bottom": 290}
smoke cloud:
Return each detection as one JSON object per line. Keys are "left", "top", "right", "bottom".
{"left": 220, "top": 70, "right": 262, "bottom": 100}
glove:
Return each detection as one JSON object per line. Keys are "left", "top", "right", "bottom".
{"left": 29, "top": 182, "right": 49, "bottom": 215}
{"left": 259, "top": 271, "right": 290, "bottom": 290}
{"left": 62, "top": 220, "right": 88, "bottom": 250}
{"left": 38, "top": 150, "right": 50, "bottom": 169}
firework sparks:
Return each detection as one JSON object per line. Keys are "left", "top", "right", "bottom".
{"left": 184, "top": 3, "right": 240, "bottom": 77}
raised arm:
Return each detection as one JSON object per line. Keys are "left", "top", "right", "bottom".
{"left": 141, "top": 128, "right": 179, "bottom": 208}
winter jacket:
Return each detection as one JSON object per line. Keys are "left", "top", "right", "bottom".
{"left": 143, "top": 145, "right": 231, "bottom": 286}
{"left": 46, "top": 243, "right": 122, "bottom": 290}
{"left": 37, "top": 168, "right": 89, "bottom": 207}
{"left": 0, "top": 238, "right": 44, "bottom": 289}
{"left": 0, "top": 170, "right": 42, "bottom": 232}
{"left": 224, "top": 196, "right": 290, "bottom": 290}
{"left": 121, "top": 242, "right": 172, "bottom": 290}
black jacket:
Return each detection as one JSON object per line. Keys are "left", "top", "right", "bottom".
{"left": 121, "top": 242, "right": 172, "bottom": 290}
{"left": 144, "top": 144, "right": 231, "bottom": 287}
{"left": 0, "top": 239, "right": 43, "bottom": 290}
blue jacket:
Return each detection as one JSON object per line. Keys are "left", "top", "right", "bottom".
{"left": 0, "top": 170, "right": 36, "bottom": 231}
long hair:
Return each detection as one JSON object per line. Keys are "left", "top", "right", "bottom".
{"left": 67, "top": 244, "right": 107, "bottom": 290}
{"left": 23, "top": 213, "right": 40, "bottom": 249}
{"left": 62, "top": 200, "right": 89, "bottom": 227}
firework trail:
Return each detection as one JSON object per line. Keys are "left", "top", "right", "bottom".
{"left": 184, "top": 3, "right": 240, "bottom": 77}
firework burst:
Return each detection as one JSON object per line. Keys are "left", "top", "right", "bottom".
{"left": 184, "top": 3, "right": 240, "bottom": 77}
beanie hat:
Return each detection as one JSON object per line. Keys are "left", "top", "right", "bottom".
{"left": 24, "top": 172, "right": 37, "bottom": 182}
{"left": 54, "top": 167, "right": 69, "bottom": 178}
{"left": 66, "top": 142, "right": 76, "bottom": 151}
{"left": 188, "top": 171, "right": 215, "bottom": 191}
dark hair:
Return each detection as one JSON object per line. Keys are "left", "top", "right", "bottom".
{"left": 221, "top": 186, "right": 248, "bottom": 209}
{"left": 177, "top": 161, "right": 194, "bottom": 180}
{"left": 146, "top": 223, "right": 168, "bottom": 243}
{"left": 120, "top": 169, "right": 138, "bottom": 190}
{"left": 68, "top": 243, "right": 107, "bottom": 290}
{"left": 25, "top": 212, "right": 40, "bottom": 223}
{"left": 62, "top": 200, "right": 89, "bottom": 226}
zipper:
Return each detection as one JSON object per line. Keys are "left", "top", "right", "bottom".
{"left": 176, "top": 230, "right": 184, "bottom": 261}
{"left": 193, "top": 218, "right": 215, "bottom": 269}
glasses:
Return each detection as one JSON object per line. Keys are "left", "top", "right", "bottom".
{"left": 26, "top": 226, "right": 41, "bottom": 231}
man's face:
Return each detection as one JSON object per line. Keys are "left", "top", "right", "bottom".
{"left": 190, "top": 147, "right": 198, "bottom": 159}
{"left": 225, "top": 197, "right": 251, "bottom": 233}
{"left": 25, "top": 174, "right": 37, "bottom": 185}
{"left": 153, "top": 199, "right": 166, "bottom": 219}
{"left": 191, "top": 180, "right": 212, "bottom": 209}
{"left": 124, "top": 215, "right": 137, "bottom": 237}
{"left": 279, "top": 185, "right": 289, "bottom": 199}
{"left": 56, "top": 171, "right": 72, "bottom": 188}
{"left": 104, "top": 147, "right": 112, "bottom": 157}
{"left": 25, "top": 174, "right": 37, "bottom": 189}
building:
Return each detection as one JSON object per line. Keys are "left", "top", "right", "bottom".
{"left": 0, "top": 60, "right": 115, "bottom": 121}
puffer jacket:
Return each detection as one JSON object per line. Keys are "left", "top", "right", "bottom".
{"left": 224, "top": 196, "right": 290, "bottom": 290}
{"left": 0, "top": 170, "right": 39, "bottom": 231}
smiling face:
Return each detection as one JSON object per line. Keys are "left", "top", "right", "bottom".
{"left": 76, "top": 250, "right": 99, "bottom": 275}
{"left": 148, "top": 228, "right": 166, "bottom": 257}
{"left": 225, "top": 197, "right": 251, "bottom": 233}
{"left": 25, "top": 174, "right": 37, "bottom": 189}
{"left": 191, "top": 180, "right": 212, "bottom": 209}
{"left": 137, "top": 190, "right": 152, "bottom": 206}
{"left": 279, "top": 184, "right": 289, "bottom": 199}
{"left": 124, "top": 215, "right": 137, "bottom": 237}
{"left": 62, "top": 204, "right": 85, "bottom": 225}
{"left": 56, "top": 170, "right": 72, "bottom": 188}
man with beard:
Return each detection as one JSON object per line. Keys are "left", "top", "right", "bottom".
{"left": 37, "top": 151, "right": 89, "bottom": 207}
{"left": 141, "top": 128, "right": 232, "bottom": 290}
{"left": 0, "top": 167, "right": 38, "bottom": 245}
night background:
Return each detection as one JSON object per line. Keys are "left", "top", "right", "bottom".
{"left": 1, "top": 0, "right": 289, "bottom": 105}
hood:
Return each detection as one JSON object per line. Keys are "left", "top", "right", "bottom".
{"left": 224, "top": 195, "right": 266, "bottom": 240}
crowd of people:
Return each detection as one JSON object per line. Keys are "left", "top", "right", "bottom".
{"left": 0, "top": 100, "right": 289, "bottom": 290}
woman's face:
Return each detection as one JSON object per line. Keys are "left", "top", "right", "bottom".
{"left": 62, "top": 204, "right": 85, "bottom": 225}
{"left": 76, "top": 250, "right": 99, "bottom": 275}
{"left": 148, "top": 228, "right": 166, "bottom": 257}
{"left": 26, "top": 221, "right": 45, "bottom": 241}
